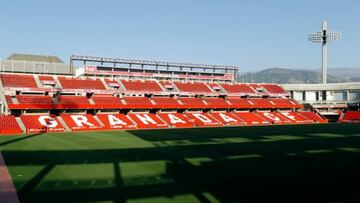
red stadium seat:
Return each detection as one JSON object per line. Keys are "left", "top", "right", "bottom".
{"left": 298, "top": 112, "right": 328, "bottom": 123}
{"left": 210, "top": 112, "right": 245, "bottom": 126}
{"left": 58, "top": 77, "right": 106, "bottom": 90}
{"left": 60, "top": 114, "right": 103, "bottom": 131}
{"left": 123, "top": 97, "right": 153, "bottom": 108}
{"left": 92, "top": 96, "right": 123, "bottom": 109}
{"left": 173, "top": 82, "right": 213, "bottom": 94}
{"left": 340, "top": 111, "right": 360, "bottom": 123}
{"left": 203, "top": 97, "right": 230, "bottom": 108}
{"left": 248, "top": 98, "right": 274, "bottom": 108}
{"left": 157, "top": 113, "right": 194, "bottom": 128}
{"left": 5, "top": 95, "right": 13, "bottom": 104}
{"left": 185, "top": 113, "right": 222, "bottom": 127}
{"left": 256, "top": 112, "right": 292, "bottom": 124}
{"left": 261, "top": 84, "right": 287, "bottom": 94}
{"left": 221, "top": 83, "right": 255, "bottom": 94}
{"left": 20, "top": 115, "right": 65, "bottom": 133}
{"left": 121, "top": 80, "right": 163, "bottom": 92}
{"left": 207, "top": 83, "right": 222, "bottom": 91}
{"left": 152, "top": 97, "right": 181, "bottom": 108}
{"left": 56, "top": 96, "right": 91, "bottom": 109}
{"left": 105, "top": 79, "right": 120, "bottom": 88}
{"left": 278, "top": 112, "right": 313, "bottom": 124}
{"left": 14, "top": 95, "right": 54, "bottom": 109}
{"left": 128, "top": 113, "right": 168, "bottom": 129}
{"left": 232, "top": 112, "right": 270, "bottom": 125}
{"left": 0, "top": 115, "right": 23, "bottom": 135}
{"left": 178, "top": 97, "right": 206, "bottom": 108}
{"left": 227, "top": 97, "right": 254, "bottom": 108}
{"left": 38, "top": 75, "right": 56, "bottom": 85}
{"left": 270, "top": 98, "right": 302, "bottom": 108}
{"left": 96, "top": 114, "right": 136, "bottom": 129}
{"left": 0, "top": 74, "right": 38, "bottom": 88}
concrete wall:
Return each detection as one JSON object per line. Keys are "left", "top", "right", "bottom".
{"left": 0, "top": 60, "right": 72, "bottom": 75}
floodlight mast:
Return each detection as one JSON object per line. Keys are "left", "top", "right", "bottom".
{"left": 308, "top": 21, "right": 341, "bottom": 84}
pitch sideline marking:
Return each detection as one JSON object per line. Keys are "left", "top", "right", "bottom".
{"left": 0, "top": 151, "right": 20, "bottom": 203}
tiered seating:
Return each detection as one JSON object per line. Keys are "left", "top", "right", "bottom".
{"left": 270, "top": 98, "right": 302, "bottom": 108}
{"left": 178, "top": 97, "right": 206, "bottom": 108}
{"left": 0, "top": 74, "right": 38, "bottom": 88}
{"left": 210, "top": 112, "right": 245, "bottom": 126}
{"left": 173, "top": 82, "right": 213, "bottom": 93}
{"left": 339, "top": 111, "right": 360, "bottom": 123}
{"left": 128, "top": 113, "right": 168, "bottom": 128}
{"left": 249, "top": 84, "right": 265, "bottom": 93}
{"left": 227, "top": 97, "right": 253, "bottom": 108}
{"left": 261, "top": 84, "right": 287, "bottom": 94}
{"left": 208, "top": 83, "right": 222, "bottom": 91}
{"left": 96, "top": 114, "right": 136, "bottom": 129}
{"left": 123, "top": 97, "right": 153, "bottom": 108}
{"left": 233, "top": 112, "right": 270, "bottom": 125}
{"left": 105, "top": 79, "right": 120, "bottom": 88}
{"left": 298, "top": 112, "right": 327, "bottom": 123}
{"left": 0, "top": 115, "right": 22, "bottom": 135}
{"left": 58, "top": 77, "right": 106, "bottom": 90}
{"left": 56, "top": 96, "right": 91, "bottom": 109}
{"left": 185, "top": 113, "right": 222, "bottom": 127}
{"left": 5, "top": 95, "right": 13, "bottom": 104}
{"left": 60, "top": 114, "right": 103, "bottom": 131}
{"left": 15, "top": 95, "right": 53, "bottom": 109}
{"left": 121, "top": 80, "right": 163, "bottom": 92}
{"left": 249, "top": 98, "right": 274, "bottom": 108}
{"left": 159, "top": 81, "right": 175, "bottom": 90}
{"left": 221, "top": 84, "right": 255, "bottom": 94}
{"left": 20, "top": 115, "right": 65, "bottom": 133}
{"left": 38, "top": 75, "right": 56, "bottom": 85}
{"left": 0, "top": 72, "right": 331, "bottom": 134}
{"left": 256, "top": 112, "right": 292, "bottom": 124}
{"left": 203, "top": 97, "right": 230, "bottom": 108}
{"left": 278, "top": 112, "right": 313, "bottom": 124}
{"left": 92, "top": 96, "right": 123, "bottom": 109}
{"left": 157, "top": 113, "right": 194, "bottom": 128}
{"left": 152, "top": 97, "right": 181, "bottom": 108}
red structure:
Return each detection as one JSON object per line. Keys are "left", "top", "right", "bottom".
{"left": 0, "top": 55, "right": 328, "bottom": 135}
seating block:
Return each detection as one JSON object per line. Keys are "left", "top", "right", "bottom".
{"left": 185, "top": 113, "right": 222, "bottom": 127}
{"left": 128, "top": 114, "right": 168, "bottom": 129}
{"left": 157, "top": 113, "right": 194, "bottom": 128}
{"left": 20, "top": 115, "right": 65, "bottom": 133}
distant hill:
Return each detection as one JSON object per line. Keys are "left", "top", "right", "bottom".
{"left": 327, "top": 67, "right": 360, "bottom": 82}
{"left": 238, "top": 67, "right": 360, "bottom": 84}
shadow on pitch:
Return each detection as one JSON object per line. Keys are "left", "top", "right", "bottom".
{"left": 2, "top": 124, "right": 360, "bottom": 202}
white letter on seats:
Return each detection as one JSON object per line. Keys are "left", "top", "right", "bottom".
{"left": 71, "top": 115, "right": 94, "bottom": 127}
{"left": 281, "top": 112, "right": 295, "bottom": 121}
{"left": 108, "top": 115, "right": 127, "bottom": 126}
{"left": 219, "top": 113, "right": 237, "bottom": 122}
{"left": 263, "top": 112, "right": 280, "bottom": 121}
{"left": 192, "top": 113, "right": 212, "bottom": 123}
{"left": 38, "top": 116, "right": 58, "bottom": 128}
{"left": 168, "top": 114, "right": 186, "bottom": 124}
{"left": 136, "top": 114, "right": 157, "bottom": 125}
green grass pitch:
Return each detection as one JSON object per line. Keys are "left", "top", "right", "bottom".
{"left": 0, "top": 124, "right": 360, "bottom": 202}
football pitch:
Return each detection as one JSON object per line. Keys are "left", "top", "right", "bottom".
{"left": 0, "top": 124, "right": 360, "bottom": 203}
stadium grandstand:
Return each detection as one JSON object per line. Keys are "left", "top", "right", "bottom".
{"left": 282, "top": 83, "right": 360, "bottom": 122}
{"left": 0, "top": 53, "right": 331, "bottom": 135}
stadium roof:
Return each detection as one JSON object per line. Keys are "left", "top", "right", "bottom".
{"left": 6, "top": 53, "right": 64, "bottom": 63}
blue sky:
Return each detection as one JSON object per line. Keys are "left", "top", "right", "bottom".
{"left": 0, "top": 0, "right": 359, "bottom": 71}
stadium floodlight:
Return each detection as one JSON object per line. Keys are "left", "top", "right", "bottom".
{"left": 308, "top": 21, "right": 341, "bottom": 84}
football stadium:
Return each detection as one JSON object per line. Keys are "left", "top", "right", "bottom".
{"left": 1, "top": 1, "right": 360, "bottom": 203}
{"left": 0, "top": 53, "right": 359, "bottom": 203}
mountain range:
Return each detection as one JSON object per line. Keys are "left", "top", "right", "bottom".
{"left": 238, "top": 67, "right": 360, "bottom": 84}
